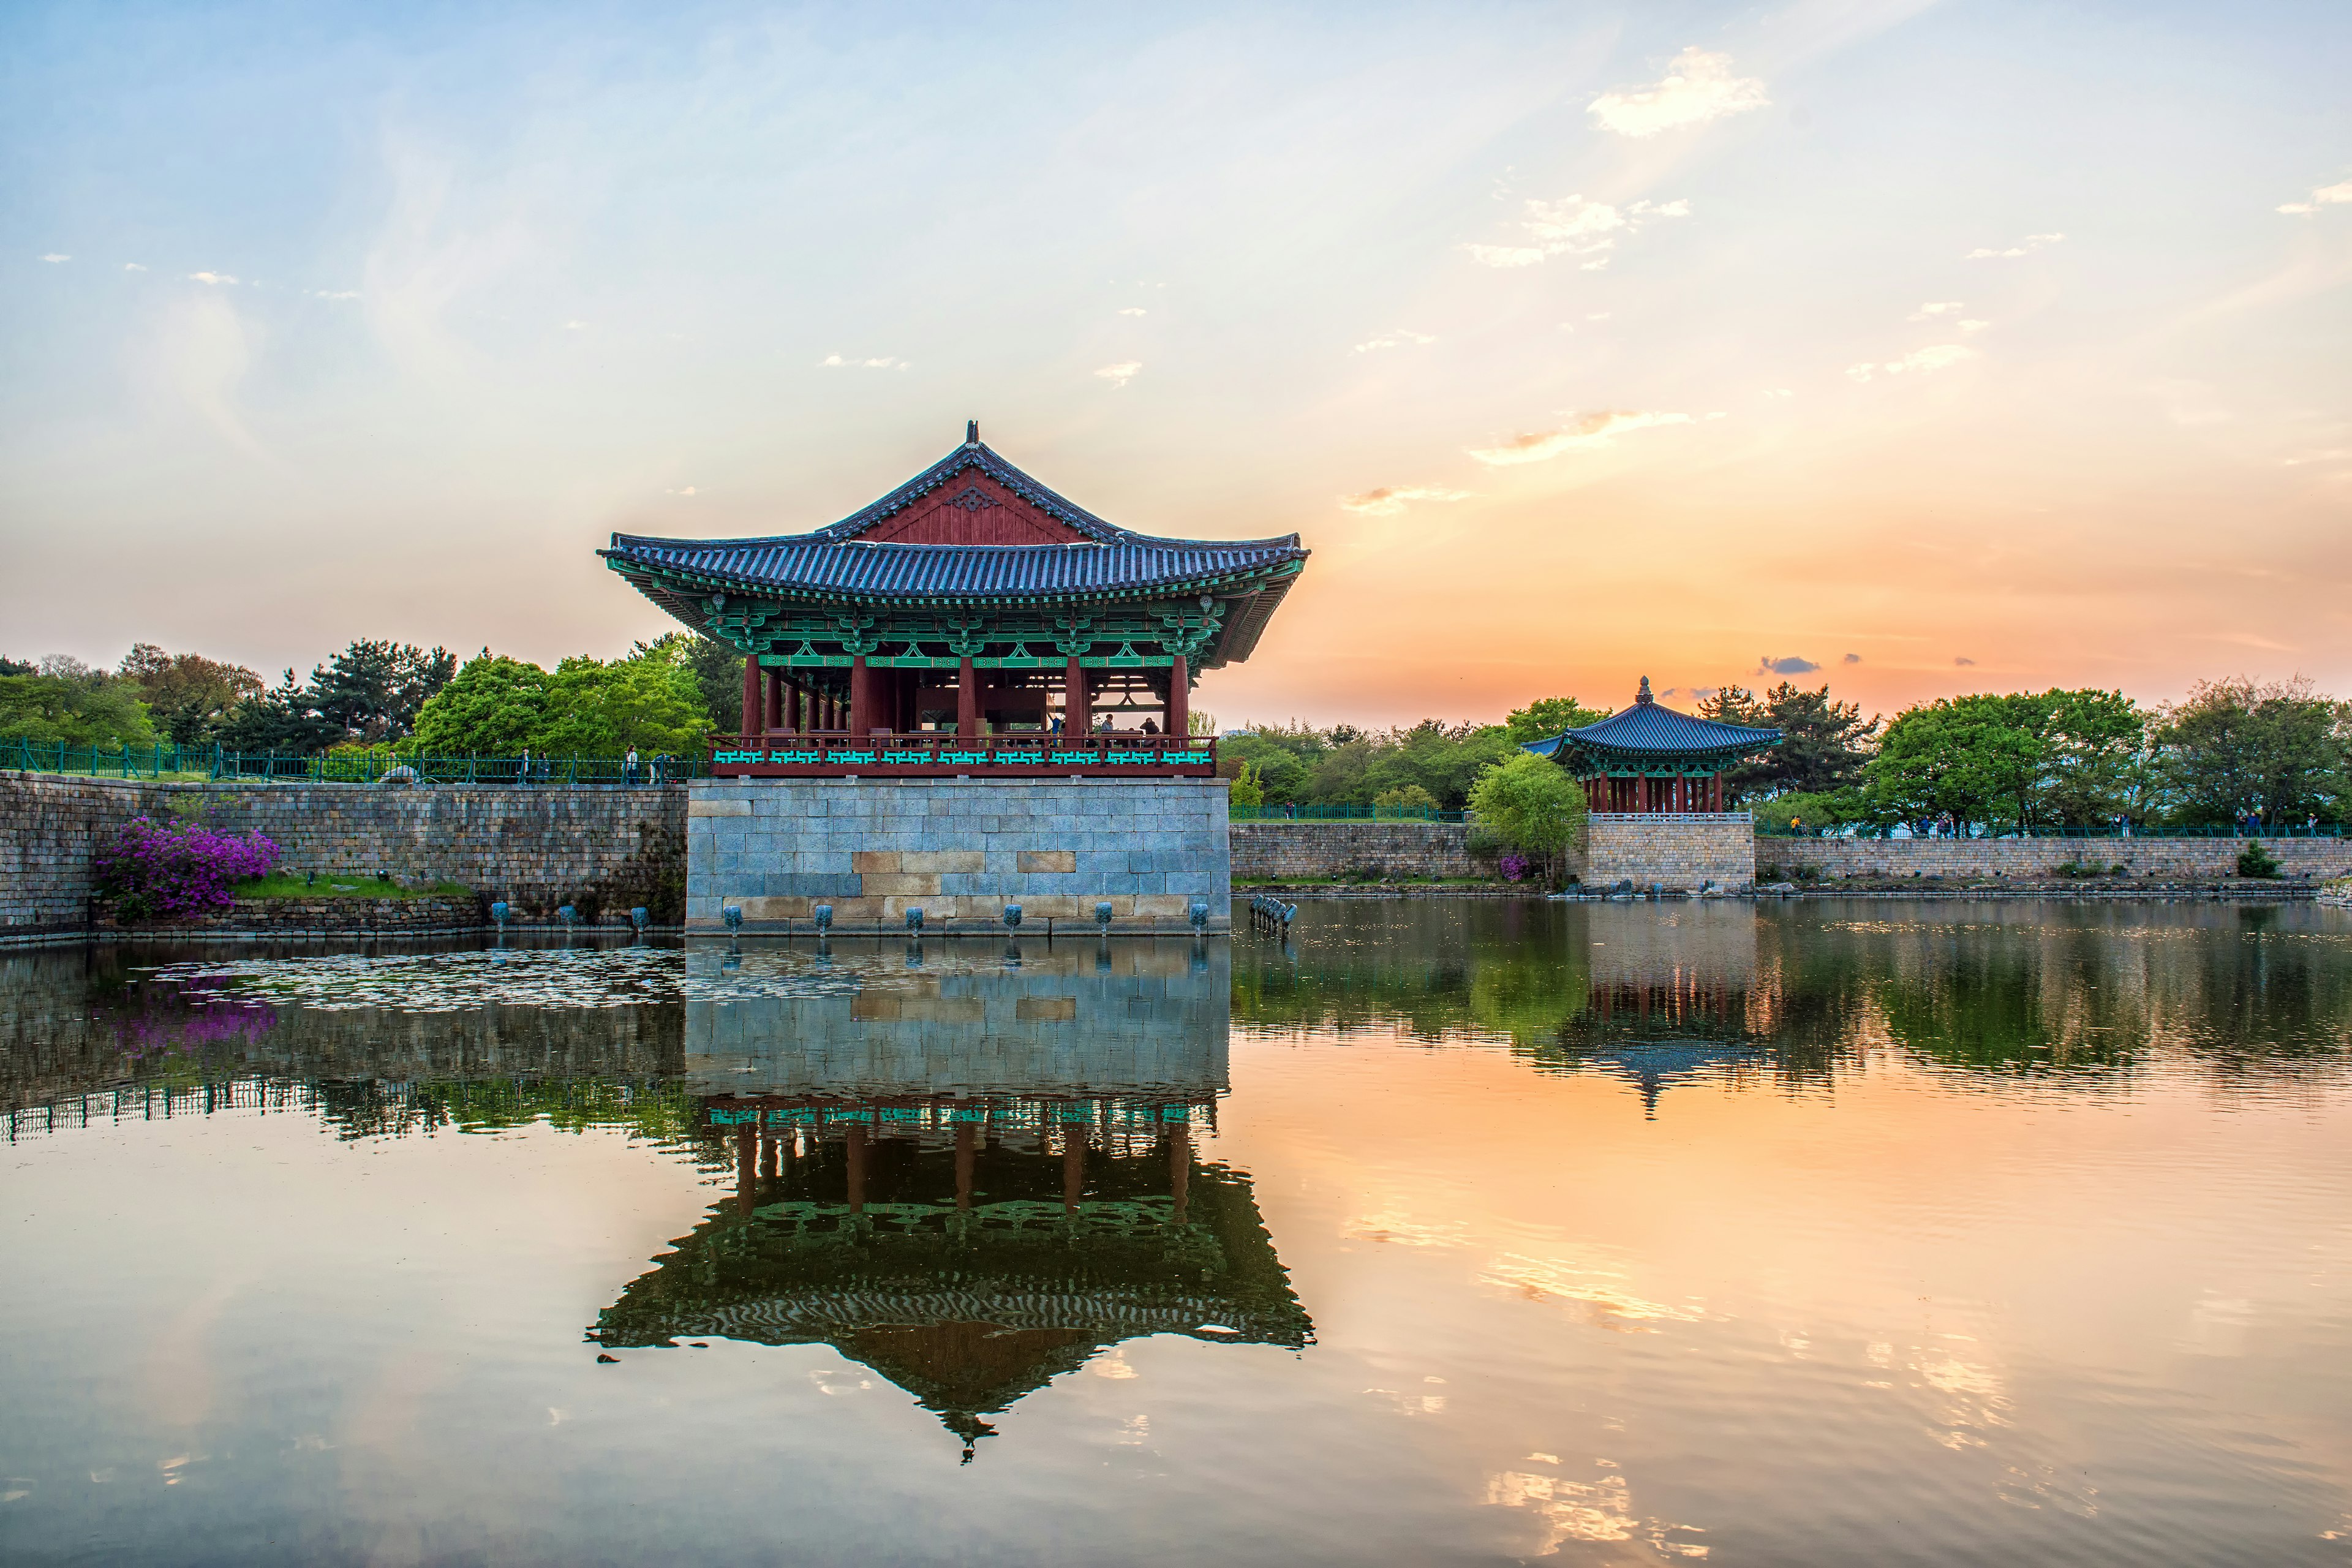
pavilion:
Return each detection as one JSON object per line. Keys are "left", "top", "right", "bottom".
{"left": 601, "top": 422, "right": 1308, "bottom": 779}
{"left": 1521, "top": 677, "right": 1782, "bottom": 813}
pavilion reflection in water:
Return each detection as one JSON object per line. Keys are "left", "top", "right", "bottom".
{"left": 595, "top": 939, "right": 1309, "bottom": 1458}
{"left": 1541, "top": 904, "right": 1772, "bottom": 1116}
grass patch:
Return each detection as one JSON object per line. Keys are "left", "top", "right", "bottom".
{"left": 235, "top": 871, "right": 474, "bottom": 900}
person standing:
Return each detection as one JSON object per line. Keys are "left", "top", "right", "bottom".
{"left": 625, "top": 747, "right": 640, "bottom": 788}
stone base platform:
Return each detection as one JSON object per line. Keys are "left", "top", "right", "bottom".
{"left": 685, "top": 777, "right": 1231, "bottom": 934}
{"left": 1584, "top": 812, "right": 1755, "bottom": 892}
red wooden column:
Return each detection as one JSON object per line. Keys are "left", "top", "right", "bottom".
{"left": 1063, "top": 657, "right": 1090, "bottom": 736}
{"left": 958, "top": 655, "right": 979, "bottom": 737}
{"left": 848, "top": 655, "right": 875, "bottom": 737}
{"left": 1167, "top": 655, "right": 1189, "bottom": 742}
{"left": 764, "top": 666, "right": 783, "bottom": 731}
{"left": 1711, "top": 774, "right": 1723, "bottom": 811}
{"left": 741, "top": 658, "right": 760, "bottom": 741}
{"left": 1062, "top": 1126, "right": 1085, "bottom": 1215}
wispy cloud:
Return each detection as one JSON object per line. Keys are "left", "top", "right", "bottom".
{"left": 1843, "top": 653, "right": 1863, "bottom": 664}
{"left": 40, "top": 253, "right": 69, "bottom": 264}
{"left": 1966, "top": 232, "right": 2064, "bottom": 259}
{"left": 1958, "top": 318, "right": 1990, "bottom": 334}
{"left": 1465, "top": 194, "right": 1686, "bottom": 271}
{"left": 2277, "top": 179, "right": 2352, "bottom": 216}
{"left": 1117, "top": 306, "right": 1148, "bottom": 317}
{"left": 665, "top": 485, "right": 698, "bottom": 497}
{"left": 151, "top": 291, "right": 269, "bottom": 461}
{"left": 1352, "top": 328, "right": 1435, "bottom": 354}
{"left": 1762, "top": 387, "right": 1794, "bottom": 399}
{"left": 1095, "top": 360, "right": 1142, "bottom": 388}
{"left": 1909, "top": 301, "right": 1963, "bottom": 319}
{"left": 123, "top": 262, "right": 147, "bottom": 272}
{"left": 820, "top": 353, "right": 903, "bottom": 369}
{"left": 1847, "top": 344, "right": 1978, "bottom": 382}
{"left": 187, "top": 271, "right": 239, "bottom": 285}
{"left": 1466, "top": 409, "right": 1692, "bottom": 466}
{"left": 564, "top": 319, "right": 587, "bottom": 331}
{"left": 309, "top": 289, "right": 361, "bottom": 301}
{"left": 1588, "top": 48, "right": 1768, "bottom": 138}
{"left": 1758, "top": 655, "right": 1820, "bottom": 675}
{"left": 1339, "top": 484, "right": 1471, "bottom": 516}
{"left": 1953, "top": 655, "right": 1976, "bottom": 666}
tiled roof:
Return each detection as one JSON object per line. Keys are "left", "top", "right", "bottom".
{"left": 1523, "top": 679, "right": 1781, "bottom": 760}
{"left": 601, "top": 429, "right": 1306, "bottom": 602}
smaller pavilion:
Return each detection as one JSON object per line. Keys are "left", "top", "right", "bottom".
{"left": 1523, "top": 677, "right": 1782, "bottom": 813}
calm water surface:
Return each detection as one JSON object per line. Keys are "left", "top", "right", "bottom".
{"left": 4, "top": 898, "right": 2350, "bottom": 1566}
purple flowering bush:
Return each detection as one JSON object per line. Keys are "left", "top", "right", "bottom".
{"left": 92, "top": 816, "right": 280, "bottom": 921}
{"left": 1498, "top": 852, "right": 1531, "bottom": 883}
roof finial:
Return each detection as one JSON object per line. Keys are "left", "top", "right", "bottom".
{"left": 965, "top": 419, "right": 979, "bottom": 445}
{"left": 1637, "top": 675, "right": 1654, "bottom": 705}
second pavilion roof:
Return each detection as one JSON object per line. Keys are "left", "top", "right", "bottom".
{"left": 1523, "top": 678, "right": 1783, "bottom": 770}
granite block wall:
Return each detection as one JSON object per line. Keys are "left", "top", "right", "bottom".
{"left": 1757, "top": 835, "right": 2352, "bottom": 883}
{"left": 687, "top": 778, "right": 1230, "bottom": 932}
{"left": 1228, "top": 821, "right": 1482, "bottom": 881}
{"left": 1, "top": 773, "right": 685, "bottom": 941}
{"left": 1585, "top": 812, "right": 1756, "bottom": 892}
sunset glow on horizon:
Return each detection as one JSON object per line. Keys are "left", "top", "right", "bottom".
{"left": 2, "top": 1, "right": 2346, "bottom": 728}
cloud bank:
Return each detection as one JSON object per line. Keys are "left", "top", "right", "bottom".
{"left": 1466, "top": 194, "right": 1688, "bottom": 271}
{"left": 1338, "top": 484, "right": 1470, "bottom": 516}
{"left": 1095, "top": 360, "right": 1142, "bottom": 387}
{"left": 1966, "top": 233, "right": 2064, "bottom": 259}
{"left": 2278, "top": 179, "right": 2352, "bottom": 215}
{"left": 1847, "top": 344, "right": 1978, "bottom": 381}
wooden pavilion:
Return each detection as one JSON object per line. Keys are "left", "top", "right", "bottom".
{"left": 600, "top": 423, "right": 1309, "bottom": 778}
{"left": 1522, "top": 677, "right": 1782, "bottom": 813}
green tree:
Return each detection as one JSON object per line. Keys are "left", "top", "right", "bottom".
{"left": 1228, "top": 761, "right": 1264, "bottom": 809}
{"left": 1868, "top": 694, "right": 2049, "bottom": 831}
{"left": 1721, "top": 683, "right": 1879, "bottom": 802}
{"left": 2154, "top": 677, "right": 2344, "bottom": 826}
{"left": 0, "top": 671, "right": 157, "bottom": 746}
{"left": 1468, "top": 752, "right": 1588, "bottom": 877}
{"left": 214, "top": 668, "right": 344, "bottom": 755}
{"left": 1502, "top": 696, "right": 1611, "bottom": 744}
{"left": 633, "top": 632, "right": 745, "bottom": 734}
{"left": 2040, "top": 689, "right": 2146, "bottom": 829}
{"left": 309, "top": 640, "right": 458, "bottom": 742}
{"left": 533, "top": 648, "right": 711, "bottom": 756}
{"left": 119, "top": 644, "right": 264, "bottom": 746}
{"left": 1372, "top": 783, "right": 1438, "bottom": 816}
{"left": 409, "top": 653, "right": 552, "bottom": 755}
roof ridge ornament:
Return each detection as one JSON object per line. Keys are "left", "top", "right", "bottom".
{"left": 965, "top": 419, "right": 979, "bottom": 445}
{"left": 1637, "top": 675, "right": 1654, "bottom": 705}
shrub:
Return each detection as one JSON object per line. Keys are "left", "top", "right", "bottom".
{"left": 1229, "top": 761, "right": 1264, "bottom": 809}
{"left": 2236, "top": 842, "right": 2281, "bottom": 879}
{"left": 1372, "top": 783, "right": 1438, "bottom": 817}
{"left": 92, "top": 816, "right": 279, "bottom": 921}
{"left": 1498, "top": 853, "right": 1530, "bottom": 882}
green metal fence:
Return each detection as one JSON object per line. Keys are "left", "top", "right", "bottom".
{"left": 2, "top": 737, "right": 707, "bottom": 786}
{"left": 1757, "top": 821, "right": 2343, "bottom": 840}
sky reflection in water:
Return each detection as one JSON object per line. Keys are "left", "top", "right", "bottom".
{"left": 3, "top": 898, "right": 2349, "bottom": 1566}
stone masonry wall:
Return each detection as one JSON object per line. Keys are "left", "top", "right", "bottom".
{"left": 1756, "top": 835, "right": 2352, "bottom": 883}
{"left": 1585, "top": 813, "right": 1756, "bottom": 892}
{"left": 1228, "top": 821, "right": 1481, "bottom": 881}
{"left": 688, "top": 778, "right": 1230, "bottom": 933}
{"left": 1, "top": 773, "right": 687, "bottom": 941}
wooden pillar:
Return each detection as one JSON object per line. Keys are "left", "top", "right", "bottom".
{"left": 955, "top": 1123, "right": 975, "bottom": 1212}
{"left": 1169, "top": 1122, "right": 1190, "bottom": 1225}
{"left": 741, "top": 656, "right": 760, "bottom": 739}
{"left": 848, "top": 655, "right": 873, "bottom": 737}
{"left": 1062, "top": 1125, "right": 1085, "bottom": 1214}
{"left": 1711, "top": 774, "right": 1722, "bottom": 812}
{"left": 1063, "top": 656, "right": 1089, "bottom": 736}
{"left": 958, "top": 655, "right": 979, "bottom": 737}
{"left": 765, "top": 666, "right": 783, "bottom": 732}
{"left": 1167, "top": 654, "right": 1188, "bottom": 741}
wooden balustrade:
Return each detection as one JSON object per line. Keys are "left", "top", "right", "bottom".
{"left": 709, "top": 732, "right": 1218, "bottom": 779}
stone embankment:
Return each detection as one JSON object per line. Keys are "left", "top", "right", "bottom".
{"left": 1757, "top": 835, "right": 2352, "bottom": 886}
{"left": 93, "top": 896, "right": 485, "bottom": 938}
{"left": 1228, "top": 821, "right": 1482, "bottom": 882}
{"left": 2, "top": 773, "right": 684, "bottom": 945}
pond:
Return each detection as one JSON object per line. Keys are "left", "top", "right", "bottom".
{"left": 4, "top": 898, "right": 2350, "bottom": 1566}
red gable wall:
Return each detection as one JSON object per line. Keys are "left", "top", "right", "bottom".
{"left": 858, "top": 475, "right": 1090, "bottom": 546}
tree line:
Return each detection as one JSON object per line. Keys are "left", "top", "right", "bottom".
{"left": 0, "top": 634, "right": 747, "bottom": 760}
{"left": 1219, "top": 678, "right": 2351, "bottom": 831}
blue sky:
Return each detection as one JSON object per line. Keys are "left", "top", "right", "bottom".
{"left": 3, "top": 1, "right": 2346, "bottom": 725}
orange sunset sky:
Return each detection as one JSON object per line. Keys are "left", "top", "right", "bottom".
{"left": 3, "top": 1, "right": 2346, "bottom": 728}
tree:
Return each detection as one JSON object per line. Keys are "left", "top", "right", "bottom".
{"left": 1721, "top": 683, "right": 1879, "bottom": 801}
{"left": 2154, "top": 677, "right": 2344, "bottom": 826}
{"left": 1468, "top": 752, "right": 1588, "bottom": 879}
{"left": 633, "top": 632, "right": 744, "bottom": 734}
{"left": 1502, "top": 696, "right": 1611, "bottom": 745}
{"left": 1228, "top": 761, "right": 1264, "bottom": 809}
{"left": 0, "top": 671, "right": 157, "bottom": 746}
{"left": 532, "top": 648, "right": 712, "bottom": 756}
{"left": 408, "top": 653, "right": 552, "bottom": 755}
{"left": 214, "top": 669, "right": 344, "bottom": 755}
{"left": 119, "top": 644, "right": 265, "bottom": 746}
{"left": 2039, "top": 689, "right": 2146, "bottom": 829}
{"left": 1867, "top": 695, "right": 2048, "bottom": 831}
{"left": 308, "top": 640, "right": 458, "bottom": 742}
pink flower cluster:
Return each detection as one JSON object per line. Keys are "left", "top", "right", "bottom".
{"left": 92, "top": 816, "right": 281, "bottom": 920}
{"left": 1498, "top": 853, "right": 1531, "bottom": 883}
